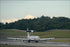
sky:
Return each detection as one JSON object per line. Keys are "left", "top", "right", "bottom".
{"left": 0, "top": 0, "right": 70, "bottom": 23}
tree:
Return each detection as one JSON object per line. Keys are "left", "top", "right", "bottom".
{"left": 1, "top": 16, "right": 70, "bottom": 31}
{"left": 0, "top": 23, "right": 4, "bottom": 29}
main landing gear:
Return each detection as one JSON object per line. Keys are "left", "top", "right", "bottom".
{"left": 28, "top": 40, "right": 39, "bottom": 43}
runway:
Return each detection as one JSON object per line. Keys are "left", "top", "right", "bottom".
{"left": 0, "top": 39, "right": 70, "bottom": 47}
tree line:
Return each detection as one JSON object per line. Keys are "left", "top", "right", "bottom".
{"left": 0, "top": 16, "right": 70, "bottom": 31}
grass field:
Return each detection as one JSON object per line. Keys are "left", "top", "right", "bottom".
{"left": 0, "top": 29, "right": 26, "bottom": 38}
{"left": 31, "top": 30, "right": 70, "bottom": 38}
{"left": 0, "top": 45, "right": 19, "bottom": 47}
{"left": 0, "top": 29, "right": 70, "bottom": 38}
{"left": 0, "top": 45, "right": 37, "bottom": 47}
{"left": 0, "top": 45, "right": 44, "bottom": 47}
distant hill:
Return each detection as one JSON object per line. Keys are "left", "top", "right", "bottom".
{"left": 0, "top": 16, "right": 70, "bottom": 31}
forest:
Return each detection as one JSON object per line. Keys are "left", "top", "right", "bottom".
{"left": 0, "top": 16, "right": 70, "bottom": 31}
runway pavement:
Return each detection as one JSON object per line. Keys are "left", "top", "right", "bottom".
{"left": 0, "top": 38, "right": 70, "bottom": 47}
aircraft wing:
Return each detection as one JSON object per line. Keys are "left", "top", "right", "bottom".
{"left": 7, "top": 37, "right": 55, "bottom": 41}
{"left": 7, "top": 37, "right": 28, "bottom": 40}
{"left": 39, "top": 38, "right": 55, "bottom": 40}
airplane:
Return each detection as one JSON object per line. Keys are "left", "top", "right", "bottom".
{"left": 7, "top": 28, "right": 55, "bottom": 43}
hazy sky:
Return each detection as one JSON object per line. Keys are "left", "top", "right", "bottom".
{"left": 0, "top": 0, "right": 70, "bottom": 23}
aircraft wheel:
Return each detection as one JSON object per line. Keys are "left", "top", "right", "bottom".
{"left": 5, "top": 43, "right": 8, "bottom": 45}
{"left": 23, "top": 40, "right": 24, "bottom": 42}
{"left": 28, "top": 40, "right": 30, "bottom": 43}
{"left": 35, "top": 40, "right": 38, "bottom": 43}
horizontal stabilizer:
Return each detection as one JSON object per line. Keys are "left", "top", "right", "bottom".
{"left": 26, "top": 30, "right": 34, "bottom": 32}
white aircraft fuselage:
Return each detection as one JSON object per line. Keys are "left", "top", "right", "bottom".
{"left": 27, "top": 32, "right": 40, "bottom": 40}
